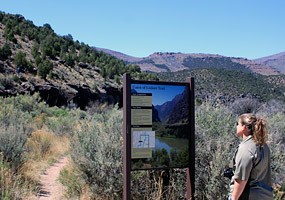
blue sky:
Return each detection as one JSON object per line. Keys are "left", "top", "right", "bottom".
{"left": 131, "top": 84, "right": 185, "bottom": 106}
{"left": 1, "top": 0, "right": 284, "bottom": 59}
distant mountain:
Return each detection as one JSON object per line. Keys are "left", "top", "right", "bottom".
{"left": 95, "top": 49, "right": 281, "bottom": 76}
{"left": 165, "top": 88, "right": 189, "bottom": 124}
{"left": 155, "top": 96, "right": 180, "bottom": 123}
{"left": 254, "top": 52, "right": 285, "bottom": 74}
{"left": 154, "top": 88, "right": 188, "bottom": 124}
{"left": 94, "top": 47, "right": 142, "bottom": 63}
{"left": 152, "top": 105, "right": 161, "bottom": 122}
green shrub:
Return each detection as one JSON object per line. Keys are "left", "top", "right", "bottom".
{"left": 13, "top": 51, "right": 31, "bottom": 71}
{"left": 45, "top": 116, "right": 75, "bottom": 136}
{"left": 0, "top": 93, "right": 46, "bottom": 116}
{"left": 195, "top": 102, "right": 237, "bottom": 199}
{"left": 50, "top": 107, "right": 69, "bottom": 117}
{"left": 0, "top": 94, "right": 50, "bottom": 170}
{"left": 0, "top": 109, "right": 31, "bottom": 170}
{"left": 70, "top": 106, "right": 123, "bottom": 199}
{"left": 0, "top": 43, "right": 12, "bottom": 61}
{"left": 71, "top": 107, "right": 187, "bottom": 199}
{"left": 265, "top": 112, "right": 285, "bottom": 185}
{"left": 45, "top": 107, "right": 78, "bottom": 136}
{"left": 37, "top": 59, "right": 53, "bottom": 79}
{"left": 229, "top": 98, "right": 262, "bottom": 115}
{"left": 59, "top": 166, "right": 84, "bottom": 198}
{"left": 0, "top": 76, "right": 13, "bottom": 90}
{"left": 12, "top": 75, "right": 20, "bottom": 82}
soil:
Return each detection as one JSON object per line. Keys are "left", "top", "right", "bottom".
{"left": 31, "top": 156, "right": 69, "bottom": 200}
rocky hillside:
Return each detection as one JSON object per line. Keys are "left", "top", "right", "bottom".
{"left": 0, "top": 12, "right": 156, "bottom": 109}
{"left": 0, "top": 24, "right": 116, "bottom": 108}
{"left": 95, "top": 49, "right": 282, "bottom": 76}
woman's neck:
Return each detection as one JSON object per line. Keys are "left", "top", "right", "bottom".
{"left": 242, "top": 133, "right": 251, "bottom": 140}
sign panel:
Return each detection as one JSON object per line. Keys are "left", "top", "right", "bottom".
{"left": 131, "top": 127, "right": 153, "bottom": 158}
{"left": 123, "top": 74, "right": 195, "bottom": 199}
{"left": 130, "top": 81, "right": 190, "bottom": 170}
{"left": 131, "top": 109, "right": 152, "bottom": 125}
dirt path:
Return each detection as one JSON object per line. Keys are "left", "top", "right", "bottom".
{"left": 33, "top": 156, "right": 69, "bottom": 200}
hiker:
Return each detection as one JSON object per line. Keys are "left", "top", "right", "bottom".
{"left": 16, "top": 66, "right": 21, "bottom": 77}
{"left": 228, "top": 113, "right": 273, "bottom": 200}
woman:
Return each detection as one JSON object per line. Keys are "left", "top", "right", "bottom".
{"left": 229, "top": 113, "right": 273, "bottom": 200}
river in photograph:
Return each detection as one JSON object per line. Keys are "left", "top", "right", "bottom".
{"left": 155, "top": 137, "right": 188, "bottom": 153}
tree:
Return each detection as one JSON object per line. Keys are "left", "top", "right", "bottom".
{"left": 0, "top": 43, "right": 12, "bottom": 61}
{"left": 4, "top": 28, "right": 17, "bottom": 43}
{"left": 14, "top": 51, "right": 28, "bottom": 69}
{"left": 37, "top": 59, "right": 53, "bottom": 79}
{"left": 0, "top": 11, "right": 4, "bottom": 22}
{"left": 42, "top": 23, "right": 54, "bottom": 34}
{"left": 31, "top": 43, "right": 40, "bottom": 58}
{"left": 63, "top": 34, "right": 74, "bottom": 46}
{"left": 79, "top": 47, "right": 88, "bottom": 63}
{"left": 64, "top": 53, "right": 75, "bottom": 67}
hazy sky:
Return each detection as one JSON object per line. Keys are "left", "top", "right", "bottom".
{"left": 1, "top": 0, "right": 284, "bottom": 59}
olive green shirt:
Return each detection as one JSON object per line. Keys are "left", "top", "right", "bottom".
{"left": 230, "top": 135, "right": 273, "bottom": 200}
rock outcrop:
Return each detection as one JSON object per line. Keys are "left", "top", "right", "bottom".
{"left": 0, "top": 60, "right": 122, "bottom": 109}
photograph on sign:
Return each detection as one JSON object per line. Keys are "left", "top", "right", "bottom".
{"left": 131, "top": 83, "right": 190, "bottom": 170}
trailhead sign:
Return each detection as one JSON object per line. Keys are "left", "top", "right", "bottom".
{"left": 123, "top": 74, "right": 195, "bottom": 200}
{"left": 130, "top": 82, "right": 190, "bottom": 170}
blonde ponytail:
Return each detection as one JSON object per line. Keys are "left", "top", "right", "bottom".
{"left": 239, "top": 113, "right": 267, "bottom": 145}
{"left": 253, "top": 117, "right": 267, "bottom": 145}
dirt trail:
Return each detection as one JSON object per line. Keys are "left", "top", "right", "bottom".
{"left": 33, "top": 156, "right": 69, "bottom": 200}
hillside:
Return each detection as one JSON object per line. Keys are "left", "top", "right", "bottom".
{"left": 96, "top": 49, "right": 281, "bottom": 76}
{"left": 0, "top": 12, "right": 156, "bottom": 109}
{"left": 254, "top": 52, "right": 285, "bottom": 74}
{"left": 158, "top": 68, "right": 285, "bottom": 103}
{"left": 1, "top": 11, "right": 285, "bottom": 108}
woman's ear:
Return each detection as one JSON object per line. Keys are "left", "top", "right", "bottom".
{"left": 241, "top": 124, "right": 249, "bottom": 135}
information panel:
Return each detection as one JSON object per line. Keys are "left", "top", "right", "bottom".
{"left": 130, "top": 82, "right": 190, "bottom": 170}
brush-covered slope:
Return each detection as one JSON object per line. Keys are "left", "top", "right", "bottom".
{"left": 158, "top": 68, "right": 285, "bottom": 103}
{"left": 0, "top": 12, "right": 157, "bottom": 108}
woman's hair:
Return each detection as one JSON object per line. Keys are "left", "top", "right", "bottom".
{"left": 239, "top": 113, "right": 267, "bottom": 145}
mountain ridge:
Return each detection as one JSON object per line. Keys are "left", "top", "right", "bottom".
{"left": 1, "top": 11, "right": 285, "bottom": 107}
{"left": 254, "top": 52, "right": 285, "bottom": 74}
{"left": 95, "top": 48, "right": 283, "bottom": 76}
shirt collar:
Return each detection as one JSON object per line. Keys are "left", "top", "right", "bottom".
{"left": 241, "top": 135, "right": 253, "bottom": 144}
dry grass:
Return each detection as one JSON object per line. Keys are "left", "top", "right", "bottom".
{"left": 58, "top": 162, "right": 93, "bottom": 200}
{"left": 21, "top": 129, "right": 70, "bottom": 188}
{"left": 33, "top": 113, "right": 47, "bottom": 129}
{"left": 0, "top": 160, "right": 14, "bottom": 196}
{"left": 0, "top": 157, "right": 28, "bottom": 199}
